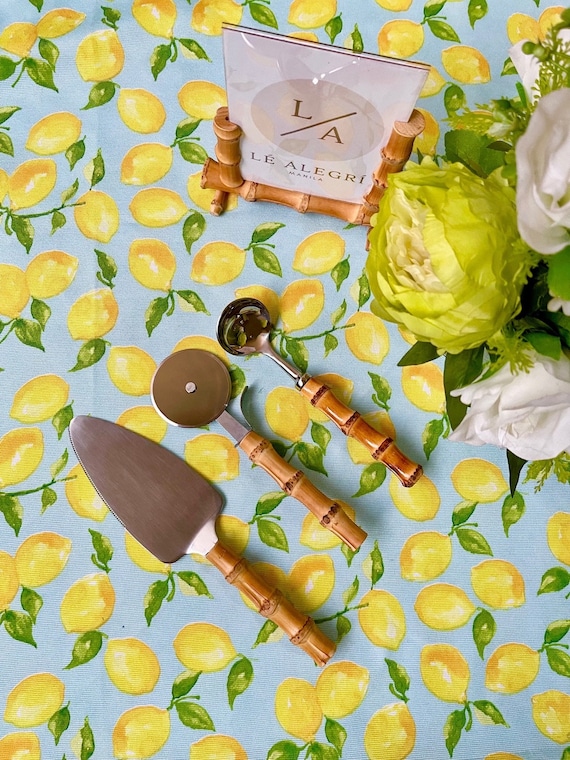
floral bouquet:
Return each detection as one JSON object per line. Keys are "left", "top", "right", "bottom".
{"left": 366, "top": 9, "right": 570, "bottom": 493}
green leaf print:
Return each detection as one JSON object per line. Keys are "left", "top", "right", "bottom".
{"left": 48, "top": 703, "right": 70, "bottom": 745}
{"left": 227, "top": 655, "right": 254, "bottom": 708}
{"left": 65, "top": 630, "right": 105, "bottom": 668}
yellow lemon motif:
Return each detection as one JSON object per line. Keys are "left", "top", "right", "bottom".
{"left": 0, "top": 551, "right": 19, "bottom": 611}
{"left": 14, "top": 532, "right": 72, "bottom": 588}
{"left": 291, "top": 31, "right": 319, "bottom": 42}
{"left": 67, "top": 288, "right": 118, "bottom": 341}
{"left": 235, "top": 285, "right": 280, "bottom": 327}
{"left": 506, "top": 13, "right": 539, "bottom": 44}
{"left": 485, "top": 642, "right": 540, "bottom": 694}
{"left": 378, "top": 20, "right": 424, "bottom": 58}
{"left": 0, "top": 731, "right": 41, "bottom": 760}
{"left": 347, "top": 410, "right": 397, "bottom": 465}
{"left": 121, "top": 143, "right": 173, "bottom": 185}
{"left": 0, "top": 167, "right": 8, "bottom": 202}
{"left": 288, "top": 0, "right": 337, "bottom": 29}
{"left": 191, "top": 0, "right": 243, "bottom": 35}
{"left": 112, "top": 706, "right": 170, "bottom": 759}
{"left": 238, "top": 560, "right": 288, "bottom": 612}
{"left": 75, "top": 29, "right": 125, "bottom": 81}
{"left": 185, "top": 433, "right": 240, "bottom": 482}
{"left": 173, "top": 335, "right": 229, "bottom": 365}
{"left": 265, "top": 386, "right": 309, "bottom": 441}
{"left": 25, "top": 250, "right": 78, "bottom": 299}
{"left": 299, "top": 502, "right": 357, "bottom": 550}
{"left": 36, "top": 8, "right": 86, "bottom": 37}
{"left": 132, "top": 0, "right": 177, "bottom": 37}
{"left": 280, "top": 279, "right": 324, "bottom": 332}
{"left": 4, "top": 673, "right": 65, "bottom": 728}
{"left": 174, "top": 621, "right": 237, "bottom": 672}
{"left": 0, "top": 22, "right": 37, "bottom": 57}
{"left": 471, "top": 559, "right": 525, "bottom": 609}
{"left": 274, "top": 678, "right": 323, "bottom": 741}
{"left": 546, "top": 511, "right": 570, "bottom": 565}
{"left": 389, "top": 473, "right": 440, "bottom": 521}
{"left": 0, "top": 264, "right": 29, "bottom": 319}
{"left": 60, "top": 572, "right": 115, "bottom": 632}
{"left": 306, "top": 373, "right": 354, "bottom": 424}
{"left": 364, "top": 702, "right": 416, "bottom": 760}
{"left": 484, "top": 754, "right": 524, "bottom": 760}
{"left": 531, "top": 690, "right": 570, "bottom": 744}
{"left": 401, "top": 363, "right": 445, "bottom": 413}
{"left": 441, "top": 45, "right": 491, "bottom": 84}
{"left": 539, "top": 7, "right": 566, "bottom": 39}
{"left": 0, "top": 427, "right": 43, "bottom": 489}
{"left": 315, "top": 660, "right": 370, "bottom": 718}
{"left": 414, "top": 108, "right": 440, "bottom": 155}
{"left": 374, "top": 0, "right": 412, "bottom": 9}
{"left": 293, "top": 231, "right": 345, "bottom": 275}
{"left": 187, "top": 170, "right": 237, "bottom": 212}
{"left": 107, "top": 346, "right": 157, "bottom": 396}
{"left": 74, "top": 190, "right": 120, "bottom": 243}
{"left": 26, "top": 112, "right": 82, "bottom": 155}
{"left": 125, "top": 531, "right": 170, "bottom": 574}
{"left": 65, "top": 463, "right": 109, "bottom": 521}
{"left": 288, "top": 554, "right": 335, "bottom": 613}
{"left": 400, "top": 531, "right": 452, "bottom": 581}
{"left": 104, "top": 637, "right": 161, "bottom": 695}
{"left": 191, "top": 514, "right": 250, "bottom": 567}
{"left": 129, "top": 187, "right": 188, "bottom": 227}
{"left": 117, "top": 88, "right": 166, "bottom": 133}
{"left": 420, "top": 66, "right": 447, "bottom": 98}
{"left": 190, "top": 734, "right": 248, "bottom": 760}
{"left": 345, "top": 311, "right": 390, "bottom": 365}
{"left": 451, "top": 458, "right": 508, "bottom": 503}
{"left": 414, "top": 583, "right": 476, "bottom": 630}
{"left": 128, "top": 238, "right": 176, "bottom": 291}
{"left": 116, "top": 405, "right": 168, "bottom": 444}
{"left": 9, "top": 159, "right": 57, "bottom": 211}
{"left": 420, "top": 643, "right": 470, "bottom": 703}
{"left": 359, "top": 589, "right": 406, "bottom": 650}
{"left": 178, "top": 80, "right": 227, "bottom": 120}
{"left": 191, "top": 241, "right": 246, "bottom": 285}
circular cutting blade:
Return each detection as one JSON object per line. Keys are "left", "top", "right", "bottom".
{"left": 151, "top": 349, "right": 231, "bottom": 428}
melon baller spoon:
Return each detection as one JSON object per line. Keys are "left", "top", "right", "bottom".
{"left": 217, "top": 298, "right": 423, "bottom": 488}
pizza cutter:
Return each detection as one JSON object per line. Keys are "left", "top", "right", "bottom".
{"left": 150, "top": 349, "right": 367, "bottom": 551}
{"left": 217, "top": 298, "right": 423, "bottom": 488}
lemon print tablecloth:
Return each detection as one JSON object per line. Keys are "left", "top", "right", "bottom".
{"left": 1, "top": 2, "right": 569, "bottom": 759}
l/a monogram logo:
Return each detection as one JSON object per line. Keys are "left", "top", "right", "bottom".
{"left": 279, "top": 99, "right": 357, "bottom": 144}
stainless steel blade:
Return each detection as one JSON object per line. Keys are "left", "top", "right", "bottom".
{"left": 69, "top": 415, "right": 223, "bottom": 563}
{"left": 215, "top": 409, "right": 249, "bottom": 445}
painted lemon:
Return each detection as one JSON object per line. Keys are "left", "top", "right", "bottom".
{"left": 74, "top": 190, "right": 120, "bottom": 243}
{"left": 414, "top": 583, "right": 476, "bottom": 630}
{"left": 288, "top": 553, "right": 335, "bottom": 613}
{"left": 104, "top": 637, "right": 161, "bottom": 694}
{"left": 107, "top": 346, "right": 157, "bottom": 396}
{"left": 25, "top": 250, "right": 78, "bottom": 299}
{"left": 173, "top": 335, "right": 229, "bottom": 365}
{"left": 235, "top": 285, "right": 280, "bottom": 327}
{"left": 125, "top": 531, "right": 170, "bottom": 574}
{"left": 531, "top": 690, "right": 570, "bottom": 744}
{"left": 471, "top": 559, "right": 525, "bottom": 609}
{"left": 129, "top": 188, "right": 188, "bottom": 227}
{"left": 299, "top": 502, "right": 357, "bottom": 550}
{"left": 546, "top": 511, "right": 570, "bottom": 565}
{"left": 0, "top": 551, "right": 19, "bottom": 611}
{"left": 190, "top": 734, "right": 248, "bottom": 760}
{"left": 191, "top": 514, "right": 250, "bottom": 567}
{"left": 265, "top": 386, "right": 309, "bottom": 441}
{"left": 315, "top": 660, "right": 370, "bottom": 718}
{"left": 116, "top": 405, "right": 168, "bottom": 444}
{"left": 178, "top": 80, "right": 227, "bottom": 120}
{"left": 0, "top": 427, "right": 43, "bottom": 488}
{"left": 4, "top": 673, "right": 65, "bottom": 728}
{"left": 9, "top": 159, "right": 57, "bottom": 210}
{"left": 401, "top": 363, "right": 445, "bottom": 413}
{"left": 420, "top": 643, "right": 470, "bottom": 703}
{"left": 121, "top": 143, "right": 173, "bottom": 185}
{"left": 441, "top": 45, "right": 491, "bottom": 84}
{"left": 420, "top": 66, "right": 447, "bottom": 98}
{"left": 14, "top": 531, "right": 72, "bottom": 587}
{"left": 0, "top": 22, "right": 37, "bottom": 57}
{"left": 485, "top": 642, "right": 540, "bottom": 694}
{"left": 345, "top": 311, "right": 390, "bottom": 365}
{"left": 191, "top": 0, "right": 243, "bottom": 36}
{"left": 67, "top": 288, "right": 118, "bottom": 340}
{"left": 359, "top": 589, "right": 406, "bottom": 650}
{"left": 173, "top": 621, "right": 236, "bottom": 672}
{"left": 0, "top": 731, "right": 41, "bottom": 760}
{"left": 293, "top": 231, "right": 345, "bottom": 275}
{"left": 65, "top": 463, "right": 109, "bottom": 521}
{"left": 117, "top": 88, "right": 166, "bottom": 133}
{"left": 274, "top": 677, "right": 323, "bottom": 741}
{"left": 36, "top": 8, "right": 86, "bottom": 38}
{"left": 288, "top": 0, "right": 337, "bottom": 29}
{"left": 185, "top": 433, "right": 240, "bottom": 482}
{"left": 378, "top": 20, "right": 424, "bottom": 58}
{"left": 191, "top": 241, "right": 246, "bottom": 285}
{"left": 0, "top": 264, "right": 29, "bottom": 319}
{"left": 59, "top": 572, "right": 115, "bottom": 632}
{"left": 26, "top": 112, "right": 82, "bottom": 155}
{"left": 539, "top": 7, "right": 566, "bottom": 39}
{"left": 374, "top": 0, "right": 412, "bottom": 9}
{"left": 400, "top": 531, "right": 452, "bottom": 581}
{"left": 414, "top": 108, "right": 440, "bottom": 155}
{"left": 75, "top": 29, "right": 125, "bottom": 81}
{"left": 451, "top": 458, "right": 508, "bottom": 503}
{"left": 280, "top": 279, "right": 324, "bottom": 332}
{"left": 129, "top": 238, "right": 177, "bottom": 291}
{"left": 506, "top": 13, "right": 539, "bottom": 44}
{"left": 187, "top": 169, "right": 238, "bottom": 212}
{"left": 389, "top": 473, "right": 440, "bottom": 521}
{"left": 132, "top": 0, "right": 177, "bottom": 38}
{"left": 112, "top": 706, "right": 170, "bottom": 759}
{"left": 364, "top": 702, "right": 416, "bottom": 760}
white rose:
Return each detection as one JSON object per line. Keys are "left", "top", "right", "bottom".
{"left": 515, "top": 88, "right": 570, "bottom": 254}
{"left": 449, "top": 352, "right": 570, "bottom": 460}
{"left": 509, "top": 32, "right": 570, "bottom": 102}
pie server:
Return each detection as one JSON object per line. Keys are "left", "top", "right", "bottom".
{"left": 69, "top": 415, "right": 336, "bottom": 666}
{"left": 150, "top": 349, "right": 366, "bottom": 551}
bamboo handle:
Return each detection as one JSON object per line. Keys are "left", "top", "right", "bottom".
{"left": 300, "top": 378, "right": 423, "bottom": 488}
{"left": 239, "top": 431, "right": 366, "bottom": 551}
{"left": 206, "top": 540, "right": 336, "bottom": 666}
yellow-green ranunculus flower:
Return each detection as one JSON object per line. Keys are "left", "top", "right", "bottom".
{"left": 366, "top": 159, "right": 530, "bottom": 354}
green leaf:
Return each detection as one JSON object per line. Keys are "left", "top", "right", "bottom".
{"left": 51, "top": 404, "right": 73, "bottom": 441}
{"left": 561, "top": 748, "right": 570, "bottom": 760}
{"left": 95, "top": 249, "right": 117, "bottom": 288}
{"left": 369, "top": 372, "right": 391, "bottom": 410}
{"left": 267, "top": 740, "right": 301, "bottom": 760}
{"left": 398, "top": 341, "right": 439, "bottom": 366}
{"left": 257, "top": 518, "right": 289, "bottom": 552}
{"left": 38, "top": 38, "right": 59, "bottom": 69}
{"left": 229, "top": 365, "right": 246, "bottom": 398}
{"left": 51, "top": 209, "right": 67, "bottom": 234}
{"left": 468, "top": 0, "right": 488, "bottom": 28}
{"left": 150, "top": 43, "right": 172, "bottom": 79}
{"left": 227, "top": 656, "right": 254, "bottom": 708}
{"left": 444, "top": 130, "right": 505, "bottom": 178}
{"left": 501, "top": 57, "right": 517, "bottom": 76}
{"left": 178, "top": 140, "right": 209, "bottom": 164}
{"left": 443, "top": 709, "right": 465, "bottom": 758}
{"left": 0, "top": 105, "right": 20, "bottom": 125}
{"left": 65, "top": 630, "right": 104, "bottom": 668}
{"left": 331, "top": 259, "right": 350, "bottom": 291}
{"left": 66, "top": 138, "right": 86, "bottom": 170}
{"left": 101, "top": 6, "right": 121, "bottom": 28}
{"left": 472, "top": 608, "right": 496, "bottom": 659}
{"left": 24, "top": 57, "right": 58, "bottom": 91}
{"left": 144, "top": 578, "right": 170, "bottom": 625}
{"left": 546, "top": 647, "right": 570, "bottom": 678}
{"left": 0, "top": 131, "right": 14, "bottom": 156}
{"left": 253, "top": 619, "right": 278, "bottom": 647}
{"left": 355, "top": 272, "right": 370, "bottom": 308}
{"left": 177, "top": 38, "right": 210, "bottom": 60}
{"left": 444, "top": 84, "right": 466, "bottom": 115}
{"left": 385, "top": 658, "right": 411, "bottom": 701}
{"left": 342, "top": 575, "right": 359, "bottom": 607}
{"left": 61, "top": 179, "right": 79, "bottom": 204}
{"left": 543, "top": 619, "right": 570, "bottom": 645}
{"left": 451, "top": 501, "right": 477, "bottom": 527}
{"left": 145, "top": 296, "right": 170, "bottom": 336}
{"left": 325, "top": 14, "right": 343, "bottom": 43}
{"left": 427, "top": 19, "right": 460, "bottom": 42}
{"left": 21, "top": 587, "right": 43, "bottom": 623}
{"left": 14, "top": 319, "right": 44, "bottom": 350}
{"left": 538, "top": 567, "right": 570, "bottom": 595}
{"left": 251, "top": 222, "right": 285, "bottom": 244}
{"left": 296, "top": 442, "right": 327, "bottom": 476}
{"left": 31, "top": 298, "right": 50, "bottom": 330}
{"left": 527, "top": 331, "right": 562, "bottom": 360}
{"left": 3, "top": 610, "right": 36, "bottom": 647}
{"left": 89, "top": 148, "right": 105, "bottom": 187}
{"left": 307, "top": 741, "right": 340, "bottom": 760}
{"left": 182, "top": 211, "right": 206, "bottom": 253}
{"left": 248, "top": 2, "right": 278, "bottom": 28}
{"left": 353, "top": 462, "right": 386, "bottom": 497}
{"left": 48, "top": 703, "right": 70, "bottom": 745}
{"left": 547, "top": 245, "right": 570, "bottom": 300}
{"left": 424, "top": 1, "right": 447, "bottom": 18}
{"left": 336, "top": 614, "right": 351, "bottom": 643}
{"left": 89, "top": 529, "right": 113, "bottom": 572}
{"left": 0, "top": 57, "right": 18, "bottom": 80}
{"left": 0, "top": 494, "right": 23, "bottom": 535}
{"left": 423, "top": 417, "right": 444, "bottom": 460}
{"left": 175, "top": 700, "right": 215, "bottom": 730}
{"left": 252, "top": 245, "right": 282, "bottom": 276}
{"left": 324, "top": 333, "right": 338, "bottom": 357}
{"left": 70, "top": 339, "right": 106, "bottom": 371}
{"left": 176, "top": 571, "right": 212, "bottom": 598}
{"left": 444, "top": 346, "right": 484, "bottom": 428}
{"left": 324, "top": 718, "right": 346, "bottom": 754}
{"left": 311, "top": 422, "right": 331, "bottom": 453}
{"left": 50, "top": 448, "right": 69, "bottom": 478}
{"left": 78, "top": 717, "right": 95, "bottom": 760}
{"left": 331, "top": 300, "right": 346, "bottom": 327}
{"left": 255, "top": 491, "right": 287, "bottom": 516}
{"left": 284, "top": 337, "right": 309, "bottom": 374}
{"left": 176, "top": 117, "right": 201, "bottom": 139}
{"left": 41, "top": 487, "right": 57, "bottom": 511}
{"left": 176, "top": 290, "right": 209, "bottom": 314}
{"left": 11, "top": 216, "right": 35, "bottom": 254}
{"left": 349, "top": 23, "right": 364, "bottom": 53}
{"left": 455, "top": 527, "right": 492, "bottom": 555}
{"left": 472, "top": 700, "right": 508, "bottom": 726}
{"left": 368, "top": 540, "right": 385, "bottom": 587}
{"left": 82, "top": 81, "right": 118, "bottom": 110}
{"left": 171, "top": 670, "right": 201, "bottom": 700}
{"left": 502, "top": 491, "right": 525, "bottom": 536}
